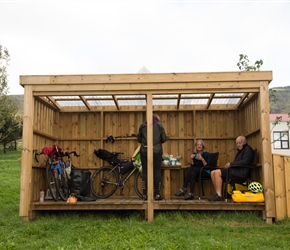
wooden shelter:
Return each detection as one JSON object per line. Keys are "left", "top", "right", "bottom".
{"left": 19, "top": 71, "right": 276, "bottom": 223}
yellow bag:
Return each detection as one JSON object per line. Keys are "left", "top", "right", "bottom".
{"left": 227, "top": 182, "right": 248, "bottom": 195}
{"left": 232, "top": 190, "right": 265, "bottom": 203}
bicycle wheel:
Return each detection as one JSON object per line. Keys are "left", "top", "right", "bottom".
{"left": 91, "top": 166, "right": 118, "bottom": 198}
{"left": 46, "top": 161, "right": 59, "bottom": 201}
{"left": 55, "top": 163, "right": 70, "bottom": 201}
{"left": 134, "top": 170, "right": 143, "bottom": 198}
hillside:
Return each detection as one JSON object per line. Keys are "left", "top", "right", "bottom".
{"left": 9, "top": 87, "right": 290, "bottom": 114}
{"left": 10, "top": 95, "right": 24, "bottom": 114}
{"left": 270, "top": 86, "right": 290, "bottom": 113}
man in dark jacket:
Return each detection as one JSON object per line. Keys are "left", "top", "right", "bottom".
{"left": 137, "top": 113, "right": 167, "bottom": 200}
{"left": 208, "top": 136, "right": 254, "bottom": 201}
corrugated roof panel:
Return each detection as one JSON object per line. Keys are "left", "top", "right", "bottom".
{"left": 181, "top": 94, "right": 211, "bottom": 97}
{"left": 53, "top": 96, "right": 80, "bottom": 99}
{"left": 118, "top": 100, "right": 146, "bottom": 106}
{"left": 212, "top": 98, "right": 240, "bottom": 104}
{"left": 85, "top": 95, "right": 112, "bottom": 99}
{"left": 153, "top": 99, "right": 177, "bottom": 105}
{"left": 153, "top": 94, "right": 179, "bottom": 98}
{"left": 57, "top": 100, "right": 85, "bottom": 106}
{"left": 116, "top": 95, "right": 145, "bottom": 99}
{"left": 215, "top": 93, "right": 243, "bottom": 97}
{"left": 180, "top": 99, "right": 208, "bottom": 105}
{"left": 88, "top": 100, "right": 116, "bottom": 106}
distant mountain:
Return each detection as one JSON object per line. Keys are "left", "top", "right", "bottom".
{"left": 10, "top": 95, "right": 24, "bottom": 114}
{"left": 9, "top": 86, "right": 290, "bottom": 114}
{"left": 270, "top": 86, "right": 290, "bottom": 114}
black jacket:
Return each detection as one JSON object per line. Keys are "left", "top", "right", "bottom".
{"left": 137, "top": 121, "right": 167, "bottom": 155}
{"left": 230, "top": 143, "right": 254, "bottom": 167}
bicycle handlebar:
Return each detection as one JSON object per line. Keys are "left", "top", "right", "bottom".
{"left": 63, "top": 151, "right": 80, "bottom": 158}
{"left": 33, "top": 149, "right": 80, "bottom": 163}
{"left": 33, "top": 150, "right": 43, "bottom": 163}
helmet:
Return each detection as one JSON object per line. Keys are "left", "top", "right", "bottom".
{"left": 248, "top": 182, "right": 263, "bottom": 193}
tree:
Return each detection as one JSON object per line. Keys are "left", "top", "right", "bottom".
{"left": 0, "top": 114, "right": 22, "bottom": 153}
{"left": 0, "top": 44, "right": 21, "bottom": 149}
{"left": 237, "top": 54, "right": 290, "bottom": 144}
{"left": 237, "top": 54, "right": 263, "bottom": 71}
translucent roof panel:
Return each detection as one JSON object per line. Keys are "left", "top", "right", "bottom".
{"left": 52, "top": 96, "right": 80, "bottom": 99}
{"left": 180, "top": 99, "right": 208, "bottom": 105}
{"left": 88, "top": 100, "right": 116, "bottom": 106}
{"left": 57, "top": 100, "right": 85, "bottom": 107}
{"left": 153, "top": 99, "right": 177, "bottom": 105}
{"left": 85, "top": 95, "right": 112, "bottom": 99}
{"left": 115, "top": 95, "right": 145, "bottom": 99}
{"left": 44, "top": 91, "right": 254, "bottom": 110}
{"left": 181, "top": 94, "right": 211, "bottom": 97}
{"left": 211, "top": 98, "right": 240, "bottom": 105}
{"left": 215, "top": 93, "right": 243, "bottom": 97}
{"left": 118, "top": 100, "right": 146, "bottom": 106}
{"left": 153, "top": 94, "right": 179, "bottom": 98}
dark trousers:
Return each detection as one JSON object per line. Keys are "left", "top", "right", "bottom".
{"left": 141, "top": 152, "right": 162, "bottom": 196}
{"left": 183, "top": 166, "right": 210, "bottom": 194}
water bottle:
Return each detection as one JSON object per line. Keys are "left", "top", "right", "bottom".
{"left": 40, "top": 189, "right": 45, "bottom": 202}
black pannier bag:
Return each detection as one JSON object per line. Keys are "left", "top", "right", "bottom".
{"left": 94, "top": 149, "right": 118, "bottom": 164}
{"left": 120, "top": 161, "right": 134, "bottom": 175}
{"left": 70, "top": 169, "right": 92, "bottom": 199}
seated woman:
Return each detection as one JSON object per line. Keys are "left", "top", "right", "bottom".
{"left": 175, "top": 139, "right": 209, "bottom": 200}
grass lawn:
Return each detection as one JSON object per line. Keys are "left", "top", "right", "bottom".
{"left": 0, "top": 150, "right": 290, "bottom": 250}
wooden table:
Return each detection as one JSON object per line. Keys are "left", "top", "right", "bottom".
{"left": 162, "top": 164, "right": 187, "bottom": 199}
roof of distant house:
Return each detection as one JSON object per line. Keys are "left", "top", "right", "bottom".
{"left": 270, "top": 113, "right": 290, "bottom": 121}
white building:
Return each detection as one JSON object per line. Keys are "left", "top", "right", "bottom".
{"left": 270, "top": 113, "right": 290, "bottom": 156}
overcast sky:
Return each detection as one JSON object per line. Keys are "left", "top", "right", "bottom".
{"left": 1, "top": 0, "right": 290, "bottom": 95}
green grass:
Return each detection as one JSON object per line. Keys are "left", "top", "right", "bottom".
{"left": 1, "top": 150, "right": 290, "bottom": 250}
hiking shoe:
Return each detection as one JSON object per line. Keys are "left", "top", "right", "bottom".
{"left": 184, "top": 193, "right": 194, "bottom": 200}
{"left": 208, "top": 194, "right": 224, "bottom": 201}
{"left": 154, "top": 195, "right": 163, "bottom": 200}
{"left": 208, "top": 193, "right": 218, "bottom": 201}
{"left": 175, "top": 187, "right": 186, "bottom": 196}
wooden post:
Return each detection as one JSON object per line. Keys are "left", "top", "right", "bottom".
{"left": 19, "top": 85, "right": 34, "bottom": 218}
{"left": 272, "top": 155, "right": 286, "bottom": 220}
{"left": 259, "top": 81, "right": 276, "bottom": 222}
{"left": 146, "top": 94, "right": 154, "bottom": 222}
{"left": 285, "top": 156, "right": 290, "bottom": 218}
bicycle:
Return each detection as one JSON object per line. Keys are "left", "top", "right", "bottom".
{"left": 91, "top": 148, "right": 143, "bottom": 199}
{"left": 34, "top": 144, "right": 80, "bottom": 201}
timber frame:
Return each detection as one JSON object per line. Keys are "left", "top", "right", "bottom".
{"left": 19, "top": 71, "right": 275, "bottom": 223}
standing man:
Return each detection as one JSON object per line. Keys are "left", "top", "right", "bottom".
{"left": 208, "top": 135, "right": 254, "bottom": 201}
{"left": 137, "top": 113, "right": 167, "bottom": 201}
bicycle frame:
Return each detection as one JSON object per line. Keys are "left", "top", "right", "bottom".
{"left": 91, "top": 151, "right": 143, "bottom": 198}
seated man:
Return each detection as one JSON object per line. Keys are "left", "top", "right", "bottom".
{"left": 208, "top": 135, "right": 254, "bottom": 201}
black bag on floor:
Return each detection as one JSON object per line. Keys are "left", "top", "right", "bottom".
{"left": 70, "top": 169, "right": 91, "bottom": 197}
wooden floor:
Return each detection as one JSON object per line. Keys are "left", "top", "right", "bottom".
{"left": 30, "top": 197, "right": 265, "bottom": 219}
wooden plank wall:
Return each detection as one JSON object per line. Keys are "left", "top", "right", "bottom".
{"left": 272, "top": 154, "right": 290, "bottom": 220}
{"left": 240, "top": 95, "right": 263, "bottom": 184}
{"left": 31, "top": 98, "right": 270, "bottom": 199}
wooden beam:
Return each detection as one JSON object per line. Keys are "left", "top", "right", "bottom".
{"left": 20, "top": 71, "right": 272, "bottom": 85}
{"left": 259, "top": 81, "right": 276, "bottom": 220}
{"left": 19, "top": 85, "right": 34, "bottom": 217}
{"left": 79, "top": 96, "right": 91, "bottom": 110}
{"left": 35, "top": 96, "right": 60, "bottom": 111}
{"left": 146, "top": 94, "right": 154, "bottom": 222}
